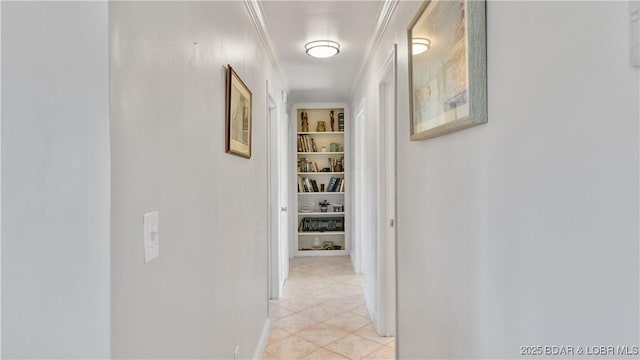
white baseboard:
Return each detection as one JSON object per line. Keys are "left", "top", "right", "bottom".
{"left": 363, "top": 288, "right": 377, "bottom": 330}
{"left": 251, "top": 318, "right": 271, "bottom": 360}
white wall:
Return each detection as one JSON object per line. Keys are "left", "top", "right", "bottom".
{"left": 353, "top": 1, "right": 639, "bottom": 358}
{"left": 110, "top": 2, "right": 285, "bottom": 358}
{"left": 1, "top": 2, "right": 111, "bottom": 358}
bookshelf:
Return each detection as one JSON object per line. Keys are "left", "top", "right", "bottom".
{"left": 294, "top": 104, "right": 349, "bottom": 256}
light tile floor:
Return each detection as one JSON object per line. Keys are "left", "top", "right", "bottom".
{"left": 263, "top": 256, "right": 395, "bottom": 360}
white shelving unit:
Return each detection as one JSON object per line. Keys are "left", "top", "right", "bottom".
{"left": 294, "top": 104, "right": 349, "bottom": 256}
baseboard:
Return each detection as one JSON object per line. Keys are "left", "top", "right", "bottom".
{"left": 251, "top": 318, "right": 271, "bottom": 360}
{"left": 363, "top": 287, "right": 377, "bottom": 329}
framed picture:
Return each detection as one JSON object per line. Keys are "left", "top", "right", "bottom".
{"left": 408, "top": 0, "right": 487, "bottom": 141}
{"left": 225, "top": 65, "right": 252, "bottom": 158}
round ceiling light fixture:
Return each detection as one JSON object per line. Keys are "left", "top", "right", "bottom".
{"left": 305, "top": 40, "right": 340, "bottom": 58}
{"left": 412, "top": 38, "right": 430, "bottom": 55}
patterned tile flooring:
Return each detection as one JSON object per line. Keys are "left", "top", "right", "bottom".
{"left": 263, "top": 256, "right": 395, "bottom": 360}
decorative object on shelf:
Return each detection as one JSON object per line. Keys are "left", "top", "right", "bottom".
{"left": 408, "top": 0, "right": 487, "bottom": 141}
{"left": 301, "top": 111, "right": 309, "bottom": 132}
{"left": 225, "top": 65, "right": 252, "bottom": 158}
{"left": 322, "top": 167, "right": 330, "bottom": 172}
{"left": 330, "top": 110, "right": 335, "bottom": 131}
{"left": 338, "top": 112, "right": 344, "bottom": 131}
{"left": 332, "top": 203, "right": 343, "bottom": 212}
{"left": 328, "top": 157, "right": 343, "bottom": 172}
{"left": 330, "top": 143, "right": 340, "bottom": 152}
{"left": 299, "top": 202, "right": 314, "bottom": 213}
{"left": 321, "top": 146, "right": 327, "bottom": 152}
{"left": 312, "top": 237, "right": 322, "bottom": 249}
{"left": 316, "top": 121, "right": 326, "bottom": 132}
{"left": 322, "top": 241, "right": 334, "bottom": 250}
{"left": 319, "top": 200, "right": 330, "bottom": 212}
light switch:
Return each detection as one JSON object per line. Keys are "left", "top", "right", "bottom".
{"left": 144, "top": 211, "right": 159, "bottom": 263}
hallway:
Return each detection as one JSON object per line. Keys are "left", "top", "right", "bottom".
{"left": 264, "top": 257, "right": 394, "bottom": 359}
{"left": 3, "top": 1, "right": 638, "bottom": 358}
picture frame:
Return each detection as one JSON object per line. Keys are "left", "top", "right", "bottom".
{"left": 407, "top": 0, "right": 487, "bottom": 141}
{"left": 225, "top": 65, "right": 252, "bottom": 158}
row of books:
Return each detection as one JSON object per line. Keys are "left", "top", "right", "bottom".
{"left": 298, "top": 158, "right": 319, "bottom": 173}
{"left": 298, "top": 157, "right": 344, "bottom": 173}
{"left": 297, "top": 135, "right": 317, "bottom": 152}
{"left": 297, "top": 176, "right": 344, "bottom": 193}
{"left": 299, "top": 217, "right": 344, "bottom": 232}
{"left": 338, "top": 112, "right": 345, "bottom": 131}
{"left": 326, "top": 176, "right": 345, "bottom": 192}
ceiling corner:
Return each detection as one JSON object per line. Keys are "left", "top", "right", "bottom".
{"left": 348, "top": 0, "right": 400, "bottom": 99}
{"left": 243, "top": 0, "right": 288, "bottom": 90}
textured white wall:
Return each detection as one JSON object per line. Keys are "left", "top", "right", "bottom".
{"left": 110, "top": 2, "right": 284, "bottom": 358}
{"left": 1, "top": 2, "right": 111, "bottom": 358}
{"left": 353, "top": 1, "right": 639, "bottom": 358}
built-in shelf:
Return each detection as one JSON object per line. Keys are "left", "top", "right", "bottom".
{"left": 295, "top": 105, "right": 348, "bottom": 257}
{"left": 298, "top": 231, "right": 345, "bottom": 235}
{"left": 297, "top": 152, "right": 344, "bottom": 155}
{"left": 296, "top": 249, "right": 349, "bottom": 257}
{"left": 297, "top": 131, "right": 344, "bottom": 135}
{"left": 297, "top": 172, "right": 344, "bottom": 175}
{"left": 298, "top": 212, "right": 345, "bottom": 216}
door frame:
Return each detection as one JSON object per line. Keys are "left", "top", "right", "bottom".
{"left": 352, "top": 100, "right": 366, "bottom": 274}
{"left": 267, "top": 82, "right": 288, "bottom": 300}
{"left": 375, "top": 45, "right": 397, "bottom": 336}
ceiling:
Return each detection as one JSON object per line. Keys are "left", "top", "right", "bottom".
{"left": 260, "top": 1, "right": 386, "bottom": 103}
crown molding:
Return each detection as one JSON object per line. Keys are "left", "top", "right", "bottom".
{"left": 243, "top": 0, "right": 288, "bottom": 90}
{"left": 348, "top": 0, "right": 399, "bottom": 101}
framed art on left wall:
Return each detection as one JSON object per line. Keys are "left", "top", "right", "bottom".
{"left": 225, "top": 65, "right": 252, "bottom": 158}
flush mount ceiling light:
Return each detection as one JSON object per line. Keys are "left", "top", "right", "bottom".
{"left": 412, "top": 38, "right": 430, "bottom": 55}
{"left": 305, "top": 40, "right": 340, "bottom": 58}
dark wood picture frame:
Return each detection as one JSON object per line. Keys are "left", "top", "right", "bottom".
{"left": 225, "top": 65, "right": 252, "bottom": 158}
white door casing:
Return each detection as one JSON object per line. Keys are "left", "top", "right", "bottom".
{"left": 267, "top": 83, "right": 289, "bottom": 301}
{"left": 375, "top": 45, "right": 397, "bottom": 337}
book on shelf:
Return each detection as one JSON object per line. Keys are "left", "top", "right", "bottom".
{"left": 326, "top": 177, "right": 338, "bottom": 192}
{"left": 298, "top": 157, "right": 321, "bottom": 173}
{"left": 310, "top": 179, "right": 319, "bottom": 192}
{"left": 304, "top": 178, "right": 314, "bottom": 192}
{"left": 324, "top": 176, "right": 345, "bottom": 192}
{"left": 297, "top": 135, "right": 320, "bottom": 153}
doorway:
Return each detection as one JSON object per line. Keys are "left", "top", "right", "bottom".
{"left": 267, "top": 88, "right": 289, "bottom": 301}
{"left": 374, "top": 45, "right": 397, "bottom": 337}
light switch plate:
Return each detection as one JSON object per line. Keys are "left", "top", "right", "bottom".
{"left": 144, "top": 211, "right": 159, "bottom": 263}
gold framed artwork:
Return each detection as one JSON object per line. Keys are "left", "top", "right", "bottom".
{"left": 408, "top": 0, "right": 487, "bottom": 141}
{"left": 225, "top": 65, "right": 252, "bottom": 158}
